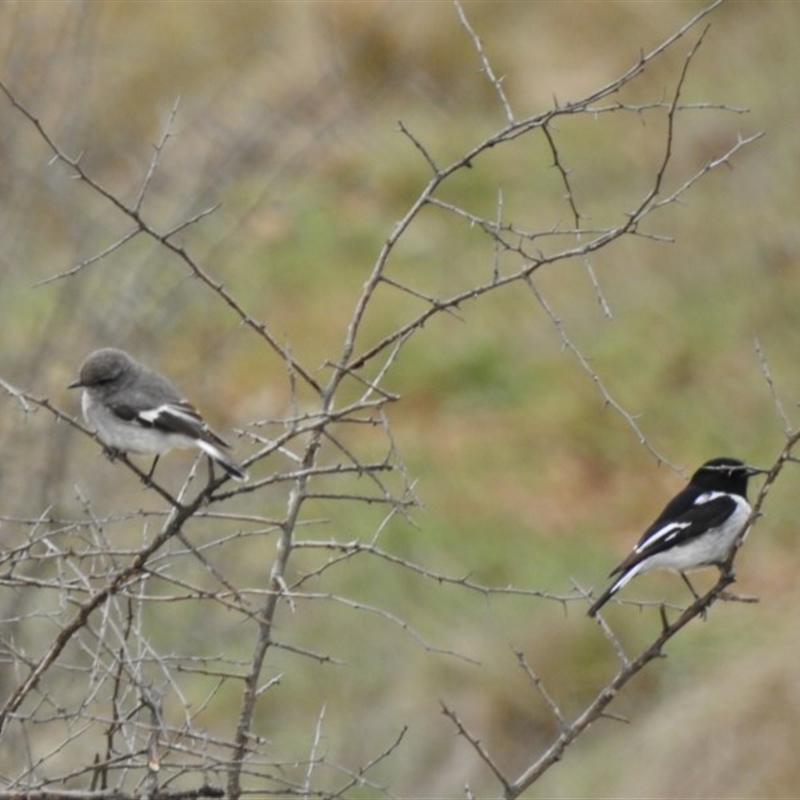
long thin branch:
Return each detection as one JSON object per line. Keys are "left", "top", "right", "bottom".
{"left": 0, "top": 79, "right": 322, "bottom": 396}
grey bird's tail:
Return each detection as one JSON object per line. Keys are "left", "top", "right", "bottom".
{"left": 197, "top": 440, "right": 248, "bottom": 482}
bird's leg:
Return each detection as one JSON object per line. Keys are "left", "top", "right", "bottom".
{"left": 680, "top": 571, "right": 700, "bottom": 601}
{"left": 145, "top": 455, "right": 160, "bottom": 482}
{"left": 680, "top": 571, "right": 707, "bottom": 621}
{"left": 206, "top": 456, "right": 216, "bottom": 484}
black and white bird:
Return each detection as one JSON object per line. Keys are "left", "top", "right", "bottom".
{"left": 69, "top": 348, "right": 247, "bottom": 482}
{"left": 587, "top": 457, "right": 763, "bottom": 617}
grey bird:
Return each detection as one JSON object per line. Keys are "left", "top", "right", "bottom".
{"left": 68, "top": 347, "right": 247, "bottom": 482}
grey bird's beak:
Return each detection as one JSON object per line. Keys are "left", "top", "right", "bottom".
{"left": 67, "top": 378, "right": 83, "bottom": 389}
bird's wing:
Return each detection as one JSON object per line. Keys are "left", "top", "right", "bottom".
{"left": 609, "top": 491, "right": 737, "bottom": 577}
{"left": 109, "top": 400, "right": 230, "bottom": 449}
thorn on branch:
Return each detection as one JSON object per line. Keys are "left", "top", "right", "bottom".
{"left": 599, "top": 710, "right": 630, "bottom": 724}
{"left": 440, "top": 701, "right": 511, "bottom": 794}
{"left": 454, "top": 0, "right": 515, "bottom": 123}
{"left": 397, "top": 118, "right": 440, "bottom": 174}
{"left": 719, "top": 590, "right": 760, "bottom": 604}
{"left": 513, "top": 648, "right": 567, "bottom": 731}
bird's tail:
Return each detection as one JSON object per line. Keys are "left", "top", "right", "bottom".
{"left": 587, "top": 566, "right": 640, "bottom": 617}
{"left": 197, "top": 440, "right": 248, "bottom": 482}
{"left": 587, "top": 583, "right": 619, "bottom": 618}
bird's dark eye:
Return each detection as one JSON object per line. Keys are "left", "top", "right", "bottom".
{"left": 89, "top": 373, "right": 120, "bottom": 386}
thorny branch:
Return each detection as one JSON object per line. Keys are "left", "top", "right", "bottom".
{"left": 0, "top": 2, "right": 775, "bottom": 798}
{"left": 442, "top": 405, "right": 800, "bottom": 800}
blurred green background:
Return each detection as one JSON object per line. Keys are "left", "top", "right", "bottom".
{"left": 1, "top": 1, "right": 800, "bottom": 797}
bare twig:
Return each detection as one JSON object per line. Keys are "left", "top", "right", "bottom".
{"left": 755, "top": 337, "right": 792, "bottom": 435}
{"left": 455, "top": 1, "right": 515, "bottom": 123}
{"left": 513, "top": 648, "right": 567, "bottom": 730}
{"left": 525, "top": 275, "right": 679, "bottom": 470}
{"left": 441, "top": 702, "right": 511, "bottom": 795}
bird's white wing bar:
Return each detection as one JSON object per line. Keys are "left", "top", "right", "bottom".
{"left": 634, "top": 521, "right": 691, "bottom": 553}
{"left": 693, "top": 490, "right": 724, "bottom": 505}
{"left": 634, "top": 492, "right": 730, "bottom": 554}
{"left": 607, "top": 559, "right": 647, "bottom": 596}
{"left": 139, "top": 403, "right": 204, "bottom": 433}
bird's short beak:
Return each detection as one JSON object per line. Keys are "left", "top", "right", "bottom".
{"left": 67, "top": 379, "right": 82, "bottom": 390}
{"left": 746, "top": 465, "right": 769, "bottom": 476}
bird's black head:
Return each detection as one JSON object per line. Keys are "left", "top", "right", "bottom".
{"left": 690, "top": 456, "right": 765, "bottom": 498}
